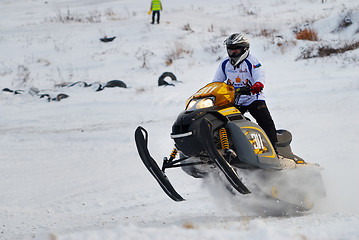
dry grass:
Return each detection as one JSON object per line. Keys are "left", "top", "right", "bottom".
{"left": 165, "top": 58, "right": 173, "bottom": 66}
{"left": 220, "top": 27, "right": 230, "bottom": 37}
{"left": 259, "top": 28, "right": 278, "bottom": 38}
{"left": 17, "top": 65, "right": 31, "bottom": 84}
{"left": 317, "top": 41, "right": 359, "bottom": 57}
{"left": 46, "top": 8, "right": 121, "bottom": 23}
{"left": 297, "top": 41, "right": 359, "bottom": 59}
{"left": 135, "top": 48, "right": 154, "bottom": 69}
{"left": 277, "top": 39, "right": 297, "bottom": 54}
{"left": 136, "top": 87, "right": 146, "bottom": 93}
{"left": 183, "top": 23, "right": 194, "bottom": 32}
{"left": 296, "top": 28, "right": 318, "bottom": 41}
{"left": 183, "top": 222, "right": 195, "bottom": 229}
{"left": 165, "top": 41, "right": 192, "bottom": 66}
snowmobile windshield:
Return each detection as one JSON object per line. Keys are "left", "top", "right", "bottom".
{"left": 185, "top": 82, "right": 235, "bottom": 110}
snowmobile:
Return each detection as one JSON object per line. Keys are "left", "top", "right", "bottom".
{"left": 135, "top": 82, "right": 325, "bottom": 211}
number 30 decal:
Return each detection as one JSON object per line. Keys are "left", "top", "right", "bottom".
{"left": 244, "top": 128, "right": 272, "bottom": 156}
{"left": 251, "top": 133, "right": 265, "bottom": 150}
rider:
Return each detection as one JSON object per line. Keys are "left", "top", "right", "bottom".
{"left": 212, "top": 33, "right": 278, "bottom": 150}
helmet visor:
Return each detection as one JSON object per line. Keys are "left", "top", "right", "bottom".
{"left": 227, "top": 47, "right": 244, "bottom": 58}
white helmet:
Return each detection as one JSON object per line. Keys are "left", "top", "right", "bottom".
{"left": 224, "top": 33, "right": 250, "bottom": 67}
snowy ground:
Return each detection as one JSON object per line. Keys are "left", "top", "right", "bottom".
{"left": 1, "top": 0, "right": 359, "bottom": 239}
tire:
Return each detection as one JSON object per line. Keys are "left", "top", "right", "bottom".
{"left": 68, "top": 81, "right": 89, "bottom": 88}
{"left": 55, "top": 93, "right": 69, "bottom": 101}
{"left": 158, "top": 72, "right": 177, "bottom": 86}
{"left": 88, "top": 82, "right": 104, "bottom": 92}
{"left": 104, "top": 80, "right": 127, "bottom": 88}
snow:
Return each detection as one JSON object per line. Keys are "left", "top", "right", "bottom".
{"left": 1, "top": 0, "right": 359, "bottom": 239}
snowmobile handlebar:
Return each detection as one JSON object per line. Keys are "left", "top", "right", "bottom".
{"left": 235, "top": 87, "right": 251, "bottom": 97}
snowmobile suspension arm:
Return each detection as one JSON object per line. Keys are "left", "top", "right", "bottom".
{"left": 161, "top": 147, "right": 209, "bottom": 171}
{"left": 162, "top": 157, "right": 208, "bottom": 171}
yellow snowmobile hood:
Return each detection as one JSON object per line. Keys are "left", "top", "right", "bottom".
{"left": 186, "top": 82, "right": 235, "bottom": 108}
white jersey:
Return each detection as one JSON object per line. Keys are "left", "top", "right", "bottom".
{"left": 212, "top": 54, "right": 265, "bottom": 106}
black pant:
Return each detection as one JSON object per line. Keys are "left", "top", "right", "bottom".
{"left": 152, "top": 10, "right": 160, "bottom": 24}
{"left": 237, "top": 100, "right": 278, "bottom": 149}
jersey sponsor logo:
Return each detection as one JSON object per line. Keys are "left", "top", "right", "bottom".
{"left": 239, "top": 69, "right": 248, "bottom": 73}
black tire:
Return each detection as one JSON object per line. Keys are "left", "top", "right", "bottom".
{"left": 89, "top": 82, "right": 104, "bottom": 92}
{"left": 68, "top": 81, "right": 90, "bottom": 88}
{"left": 100, "top": 36, "right": 116, "bottom": 42}
{"left": 2, "top": 88, "right": 14, "bottom": 93}
{"left": 104, "top": 80, "right": 127, "bottom": 88}
{"left": 39, "top": 94, "right": 50, "bottom": 99}
{"left": 158, "top": 72, "right": 177, "bottom": 86}
{"left": 55, "top": 93, "right": 69, "bottom": 101}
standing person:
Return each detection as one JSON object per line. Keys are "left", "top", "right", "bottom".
{"left": 150, "top": 0, "right": 162, "bottom": 24}
{"left": 212, "top": 33, "right": 278, "bottom": 150}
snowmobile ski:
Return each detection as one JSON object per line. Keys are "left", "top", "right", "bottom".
{"left": 135, "top": 126, "right": 185, "bottom": 202}
{"left": 199, "top": 119, "right": 251, "bottom": 194}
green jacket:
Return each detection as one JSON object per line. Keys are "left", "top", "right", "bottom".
{"left": 151, "top": 0, "right": 162, "bottom": 11}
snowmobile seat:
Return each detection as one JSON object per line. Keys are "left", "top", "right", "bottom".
{"left": 276, "top": 129, "right": 292, "bottom": 147}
